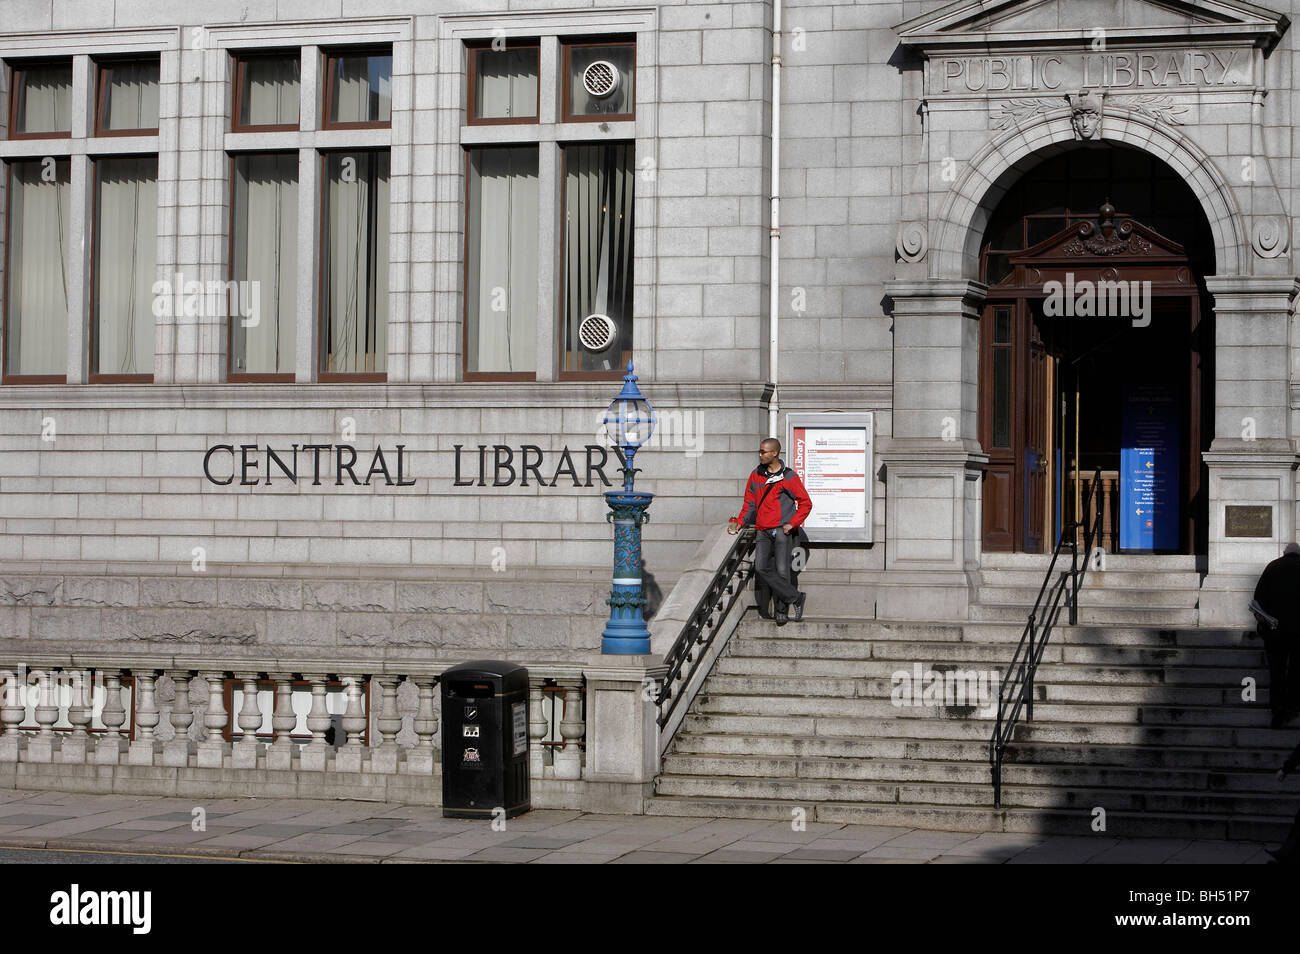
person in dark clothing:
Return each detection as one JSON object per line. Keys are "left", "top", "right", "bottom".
{"left": 1268, "top": 735, "right": 1300, "bottom": 863}
{"left": 729, "top": 438, "right": 813, "bottom": 625}
{"left": 1251, "top": 543, "right": 1300, "bottom": 728}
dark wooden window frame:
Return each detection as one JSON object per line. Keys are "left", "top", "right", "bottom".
{"left": 93, "top": 54, "right": 161, "bottom": 138}
{"left": 465, "top": 41, "right": 541, "bottom": 127}
{"left": 317, "top": 148, "right": 389, "bottom": 382}
{"left": 320, "top": 46, "right": 393, "bottom": 131}
{"left": 557, "top": 141, "right": 634, "bottom": 382}
{"left": 230, "top": 49, "right": 301, "bottom": 134}
{"left": 88, "top": 153, "right": 157, "bottom": 384}
{"left": 561, "top": 37, "right": 636, "bottom": 124}
{"left": 227, "top": 151, "right": 297, "bottom": 383}
{"left": 2, "top": 158, "right": 70, "bottom": 384}
{"left": 6, "top": 57, "right": 73, "bottom": 141}
{"left": 462, "top": 145, "right": 539, "bottom": 382}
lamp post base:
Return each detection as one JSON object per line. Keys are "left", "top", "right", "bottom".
{"left": 602, "top": 490, "right": 653, "bottom": 656}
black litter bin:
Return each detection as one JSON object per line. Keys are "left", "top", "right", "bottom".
{"left": 441, "top": 660, "right": 531, "bottom": 819}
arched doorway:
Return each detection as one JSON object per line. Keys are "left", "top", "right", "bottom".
{"left": 977, "top": 145, "right": 1215, "bottom": 555}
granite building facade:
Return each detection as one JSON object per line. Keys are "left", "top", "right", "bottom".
{"left": 0, "top": 0, "right": 1298, "bottom": 668}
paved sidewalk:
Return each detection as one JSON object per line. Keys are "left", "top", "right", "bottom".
{"left": 0, "top": 790, "right": 1279, "bottom": 863}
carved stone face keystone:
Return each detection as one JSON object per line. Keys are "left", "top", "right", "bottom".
{"left": 1068, "top": 91, "right": 1103, "bottom": 139}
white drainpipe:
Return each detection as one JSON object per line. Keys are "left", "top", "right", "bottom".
{"left": 767, "top": 0, "right": 782, "bottom": 439}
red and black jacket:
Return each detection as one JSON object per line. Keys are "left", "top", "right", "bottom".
{"left": 734, "top": 464, "right": 812, "bottom": 531}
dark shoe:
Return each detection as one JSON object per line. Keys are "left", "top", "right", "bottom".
{"left": 756, "top": 602, "right": 773, "bottom": 620}
{"left": 774, "top": 609, "right": 788, "bottom": 626}
{"left": 790, "top": 592, "right": 806, "bottom": 622}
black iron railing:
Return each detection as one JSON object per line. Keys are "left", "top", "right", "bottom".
{"left": 989, "top": 466, "right": 1103, "bottom": 807}
{"left": 656, "top": 529, "right": 756, "bottom": 730}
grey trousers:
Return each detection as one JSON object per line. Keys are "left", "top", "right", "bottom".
{"left": 754, "top": 528, "right": 800, "bottom": 609}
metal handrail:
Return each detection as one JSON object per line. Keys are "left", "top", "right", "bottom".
{"left": 989, "top": 466, "right": 1103, "bottom": 807}
{"left": 656, "top": 529, "right": 756, "bottom": 730}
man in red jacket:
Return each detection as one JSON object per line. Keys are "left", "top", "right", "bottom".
{"left": 728, "top": 438, "right": 813, "bottom": 625}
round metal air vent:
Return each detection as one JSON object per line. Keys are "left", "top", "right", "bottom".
{"left": 578, "top": 314, "right": 618, "bottom": 353}
{"left": 582, "top": 61, "right": 620, "bottom": 99}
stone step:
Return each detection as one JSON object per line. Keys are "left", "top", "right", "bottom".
{"left": 733, "top": 620, "right": 1255, "bottom": 647}
{"left": 975, "top": 585, "right": 1200, "bottom": 608}
{"left": 712, "top": 655, "right": 1265, "bottom": 687}
{"left": 727, "top": 637, "right": 1259, "bottom": 667}
{"left": 693, "top": 694, "right": 1269, "bottom": 726}
{"left": 971, "top": 603, "right": 1200, "bottom": 625}
{"left": 980, "top": 553, "right": 1199, "bottom": 571}
{"left": 680, "top": 712, "right": 1278, "bottom": 747}
{"left": 700, "top": 674, "right": 1271, "bottom": 707}
{"left": 660, "top": 753, "right": 1285, "bottom": 793}
{"left": 653, "top": 773, "right": 1298, "bottom": 817}
{"left": 977, "top": 587, "right": 1196, "bottom": 608}
{"left": 978, "top": 569, "right": 1203, "bottom": 589}
{"left": 670, "top": 732, "right": 1295, "bottom": 766}
{"left": 645, "top": 794, "right": 1290, "bottom": 840}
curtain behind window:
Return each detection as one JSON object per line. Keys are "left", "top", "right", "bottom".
{"left": 101, "top": 61, "right": 159, "bottom": 130}
{"left": 241, "top": 57, "right": 299, "bottom": 127}
{"left": 323, "top": 151, "right": 388, "bottom": 374}
{"left": 466, "top": 148, "right": 538, "bottom": 373}
{"left": 16, "top": 65, "right": 72, "bottom": 134}
{"left": 6, "top": 160, "right": 70, "bottom": 375}
{"left": 232, "top": 154, "right": 297, "bottom": 374}
{"left": 563, "top": 143, "right": 633, "bottom": 372}
{"left": 95, "top": 157, "right": 157, "bottom": 375}
{"left": 331, "top": 55, "right": 392, "bottom": 124}
{"left": 475, "top": 50, "right": 538, "bottom": 120}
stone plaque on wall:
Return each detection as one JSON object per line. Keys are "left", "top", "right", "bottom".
{"left": 1225, "top": 505, "right": 1272, "bottom": 539}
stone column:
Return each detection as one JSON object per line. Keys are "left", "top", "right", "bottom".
{"left": 334, "top": 676, "right": 367, "bottom": 773}
{"left": 28, "top": 669, "right": 58, "bottom": 763}
{"left": 880, "top": 279, "right": 989, "bottom": 620}
{"left": 1199, "top": 277, "right": 1300, "bottom": 624}
{"left": 403, "top": 676, "right": 437, "bottom": 776}
{"left": 371, "top": 676, "right": 402, "bottom": 774}
{"left": 553, "top": 679, "right": 585, "bottom": 781}
{"left": 127, "top": 670, "right": 160, "bottom": 766}
{"left": 61, "top": 669, "right": 93, "bottom": 764}
{"left": 300, "top": 675, "right": 332, "bottom": 772}
{"left": 95, "top": 672, "right": 127, "bottom": 766}
{"left": 581, "top": 664, "right": 665, "bottom": 812}
{"left": 267, "top": 676, "right": 297, "bottom": 771}
{"left": 0, "top": 667, "right": 23, "bottom": 762}
{"left": 232, "top": 674, "right": 263, "bottom": 769}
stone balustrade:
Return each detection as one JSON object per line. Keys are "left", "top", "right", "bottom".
{"left": 0, "top": 651, "right": 665, "bottom": 812}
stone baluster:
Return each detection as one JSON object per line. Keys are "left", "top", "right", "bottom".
{"left": 233, "top": 674, "right": 263, "bottom": 769}
{"left": 405, "top": 676, "right": 437, "bottom": 775}
{"left": 95, "top": 671, "right": 127, "bottom": 765}
{"left": 128, "top": 670, "right": 160, "bottom": 766}
{"left": 0, "top": 667, "right": 25, "bottom": 762}
{"left": 528, "top": 680, "right": 548, "bottom": 779}
{"left": 554, "top": 678, "right": 585, "bottom": 780}
{"left": 60, "top": 669, "right": 93, "bottom": 764}
{"left": 268, "top": 676, "right": 297, "bottom": 771}
{"left": 371, "top": 676, "right": 401, "bottom": 774}
{"left": 197, "top": 671, "right": 228, "bottom": 769}
{"left": 28, "top": 669, "right": 59, "bottom": 762}
{"left": 300, "top": 674, "right": 331, "bottom": 771}
{"left": 335, "top": 675, "right": 367, "bottom": 772}
{"left": 163, "top": 671, "right": 194, "bottom": 768}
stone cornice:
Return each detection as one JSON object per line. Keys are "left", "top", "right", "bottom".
{"left": 895, "top": 0, "right": 1289, "bottom": 53}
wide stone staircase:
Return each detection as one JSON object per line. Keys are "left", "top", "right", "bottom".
{"left": 649, "top": 565, "right": 1296, "bottom": 841}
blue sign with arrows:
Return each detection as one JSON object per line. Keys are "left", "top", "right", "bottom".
{"left": 1119, "top": 387, "right": 1180, "bottom": 551}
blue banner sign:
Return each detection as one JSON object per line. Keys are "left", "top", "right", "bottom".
{"left": 1119, "top": 388, "right": 1180, "bottom": 551}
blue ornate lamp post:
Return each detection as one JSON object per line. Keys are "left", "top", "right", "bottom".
{"left": 600, "top": 361, "right": 656, "bottom": 655}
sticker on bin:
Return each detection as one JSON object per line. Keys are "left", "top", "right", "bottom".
{"left": 463, "top": 747, "right": 480, "bottom": 763}
{"left": 512, "top": 702, "right": 527, "bottom": 756}
{"left": 464, "top": 706, "right": 478, "bottom": 721}
{"left": 463, "top": 724, "right": 480, "bottom": 738}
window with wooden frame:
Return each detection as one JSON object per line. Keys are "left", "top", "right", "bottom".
{"left": 319, "top": 149, "right": 389, "bottom": 379}
{"left": 6, "top": 58, "right": 73, "bottom": 139}
{"left": 562, "top": 38, "right": 635, "bottom": 122}
{"left": 3, "top": 158, "right": 71, "bottom": 383}
{"left": 231, "top": 50, "right": 300, "bottom": 132}
{"left": 321, "top": 47, "right": 392, "bottom": 128}
{"left": 93, "top": 55, "right": 160, "bottom": 136}
{"left": 560, "top": 141, "right": 634, "bottom": 378}
{"left": 466, "top": 42, "right": 539, "bottom": 125}
{"left": 229, "top": 152, "right": 298, "bottom": 380}
{"left": 463, "top": 146, "right": 539, "bottom": 379}
{"left": 90, "top": 155, "right": 157, "bottom": 382}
